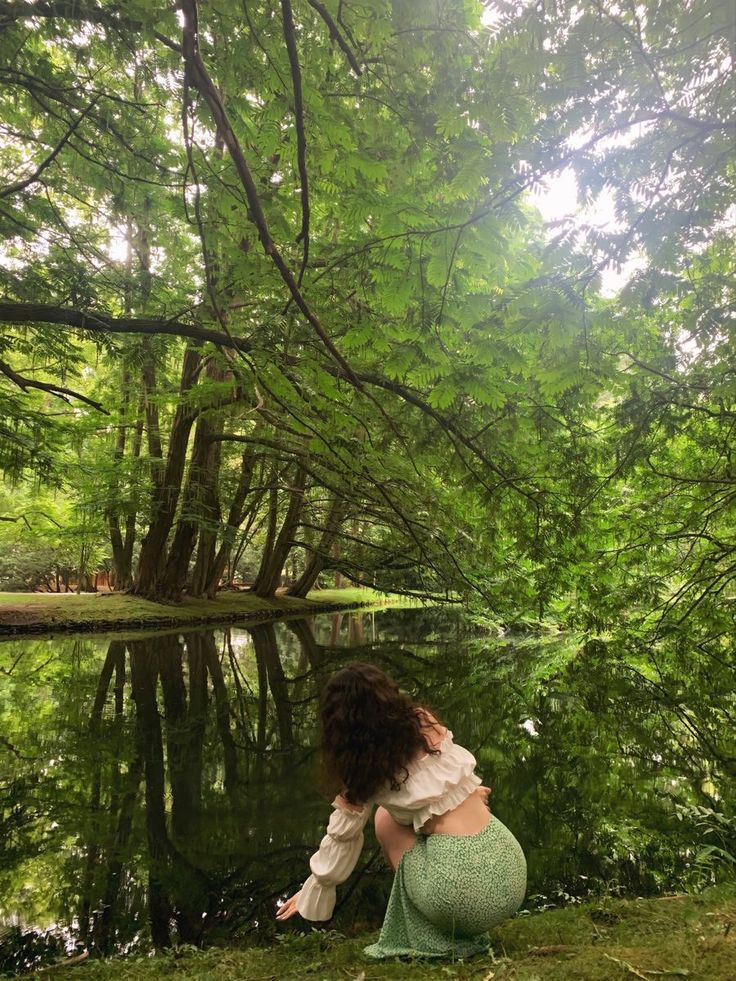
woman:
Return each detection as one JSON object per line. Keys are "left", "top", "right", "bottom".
{"left": 276, "top": 662, "right": 527, "bottom": 959}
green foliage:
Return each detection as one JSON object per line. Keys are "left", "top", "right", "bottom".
{"left": 0, "top": 0, "right": 733, "bottom": 634}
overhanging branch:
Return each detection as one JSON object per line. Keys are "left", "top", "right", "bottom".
{"left": 280, "top": 0, "right": 310, "bottom": 284}
{"left": 307, "top": 0, "right": 362, "bottom": 75}
{"left": 0, "top": 96, "right": 100, "bottom": 200}
{"left": 0, "top": 357, "right": 107, "bottom": 411}
{"left": 0, "top": 302, "right": 253, "bottom": 351}
{"left": 177, "top": 0, "right": 361, "bottom": 388}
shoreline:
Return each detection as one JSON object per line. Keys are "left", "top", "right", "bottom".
{"left": 0, "top": 588, "right": 413, "bottom": 637}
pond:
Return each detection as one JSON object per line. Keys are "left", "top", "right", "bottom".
{"left": 1, "top": 606, "right": 734, "bottom": 973}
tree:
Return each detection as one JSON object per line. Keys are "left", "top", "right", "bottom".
{"left": 0, "top": 0, "right": 732, "bottom": 624}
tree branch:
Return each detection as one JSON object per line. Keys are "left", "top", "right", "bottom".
{"left": 306, "top": 0, "right": 362, "bottom": 76}
{"left": 0, "top": 301, "right": 253, "bottom": 351}
{"left": 0, "top": 1, "right": 181, "bottom": 49}
{"left": 280, "top": 0, "right": 310, "bottom": 284}
{"left": 0, "top": 96, "right": 100, "bottom": 200}
{"left": 177, "top": 0, "right": 361, "bottom": 388}
{"left": 0, "top": 357, "right": 107, "bottom": 411}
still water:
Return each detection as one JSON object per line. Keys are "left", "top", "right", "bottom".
{"left": 1, "top": 606, "right": 734, "bottom": 972}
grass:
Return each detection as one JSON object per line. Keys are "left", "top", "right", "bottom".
{"left": 45, "top": 884, "right": 736, "bottom": 980}
{"left": 0, "top": 587, "right": 408, "bottom": 635}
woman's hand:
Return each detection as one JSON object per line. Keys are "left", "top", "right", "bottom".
{"left": 477, "top": 785, "right": 492, "bottom": 807}
{"left": 275, "top": 891, "right": 302, "bottom": 921}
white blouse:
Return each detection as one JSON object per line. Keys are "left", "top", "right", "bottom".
{"left": 296, "top": 729, "right": 482, "bottom": 921}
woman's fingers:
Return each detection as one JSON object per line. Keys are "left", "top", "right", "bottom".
{"left": 477, "top": 785, "right": 492, "bottom": 808}
{"left": 276, "top": 891, "right": 301, "bottom": 920}
{"left": 276, "top": 897, "right": 295, "bottom": 919}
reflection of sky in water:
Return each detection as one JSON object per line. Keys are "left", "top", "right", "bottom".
{"left": 0, "top": 606, "right": 733, "bottom": 971}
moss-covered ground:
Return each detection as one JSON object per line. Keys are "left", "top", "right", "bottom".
{"left": 46, "top": 884, "right": 735, "bottom": 980}
{"left": 0, "top": 587, "right": 406, "bottom": 635}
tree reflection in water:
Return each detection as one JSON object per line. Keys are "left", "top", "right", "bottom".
{"left": 0, "top": 607, "right": 734, "bottom": 971}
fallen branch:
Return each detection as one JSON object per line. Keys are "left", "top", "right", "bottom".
{"left": 602, "top": 952, "right": 690, "bottom": 978}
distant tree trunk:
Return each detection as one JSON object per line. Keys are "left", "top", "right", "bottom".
{"left": 120, "top": 398, "right": 144, "bottom": 586}
{"left": 193, "top": 448, "right": 258, "bottom": 598}
{"left": 254, "top": 479, "right": 278, "bottom": 588}
{"left": 226, "top": 498, "right": 266, "bottom": 587}
{"left": 77, "top": 542, "right": 96, "bottom": 593}
{"left": 157, "top": 414, "right": 214, "bottom": 600}
{"left": 109, "top": 380, "right": 144, "bottom": 591}
{"left": 253, "top": 464, "right": 307, "bottom": 598}
{"left": 141, "top": 339, "right": 165, "bottom": 491}
{"left": 157, "top": 357, "right": 232, "bottom": 600}
{"left": 287, "top": 495, "right": 346, "bottom": 597}
{"left": 108, "top": 367, "right": 131, "bottom": 589}
{"left": 134, "top": 348, "right": 202, "bottom": 597}
{"left": 188, "top": 516, "right": 217, "bottom": 596}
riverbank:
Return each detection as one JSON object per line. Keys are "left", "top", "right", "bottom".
{"left": 46, "top": 884, "right": 736, "bottom": 979}
{"left": 0, "top": 587, "right": 406, "bottom": 635}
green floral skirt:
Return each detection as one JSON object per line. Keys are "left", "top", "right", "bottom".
{"left": 364, "top": 815, "right": 527, "bottom": 960}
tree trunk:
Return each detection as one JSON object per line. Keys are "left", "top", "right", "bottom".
{"left": 108, "top": 367, "right": 131, "bottom": 589}
{"left": 134, "top": 347, "right": 202, "bottom": 597}
{"left": 156, "top": 417, "right": 212, "bottom": 601}
{"left": 194, "top": 448, "right": 257, "bottom": 598}
{"left": 253, "top": 464, "right": 307, "bottom": 598}
{"left": 287, "top": 495, "right": 346, "bottom": 597}
{"left": 110, "top": 388, "right": 144, "bottom": 591}
{"left": 156, "top": 357, "right": 232, "bottom": 600}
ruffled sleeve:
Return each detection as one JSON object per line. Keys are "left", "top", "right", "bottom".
{"left": 296, "top": 796, "right": 373, "bottom": 921}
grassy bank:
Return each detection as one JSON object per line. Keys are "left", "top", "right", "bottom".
{"left": 45, "top": 884, "right": 736, "bottom": 980}
{"left": 0, "top": 587, "right": 405, "bottom": 635}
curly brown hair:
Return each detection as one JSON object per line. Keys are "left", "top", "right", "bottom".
{"left": 319, "top": 661, "right": 442, "bottom": 804}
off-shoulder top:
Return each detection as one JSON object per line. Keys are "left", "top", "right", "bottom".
{"left": 296, "top": 728, "right": 482, "bottom": 921}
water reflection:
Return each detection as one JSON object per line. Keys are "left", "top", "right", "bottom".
{"left": 0, "top": 608, "right": 734, "bottom": 972}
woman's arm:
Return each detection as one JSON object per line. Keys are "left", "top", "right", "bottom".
{"left": 276, "top": 796, "right": 373, "bottom": 922}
